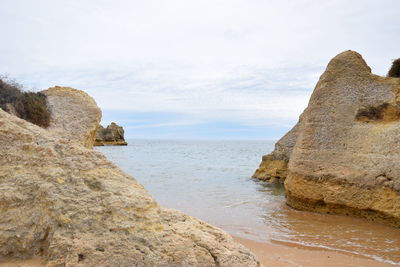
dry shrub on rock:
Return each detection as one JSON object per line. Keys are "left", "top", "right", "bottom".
{"left": 0, "top": 77, "right": 50, "bottom": 127}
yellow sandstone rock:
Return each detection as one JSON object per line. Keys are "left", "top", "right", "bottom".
{"left": 42, "top": 86, "right": 101, "bottom": 148}
{"left": 256, "top": 50, "right": 400, "bottom": 227}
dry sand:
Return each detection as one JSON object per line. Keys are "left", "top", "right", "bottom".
{"left": 234, "top": 236, "right": 396, "bottom": 267}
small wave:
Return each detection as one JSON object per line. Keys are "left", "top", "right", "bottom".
{"left": 224, "top": 200, "right": 255, "bottom": 208}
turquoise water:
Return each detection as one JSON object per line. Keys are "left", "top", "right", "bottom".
{"left": 96, "top": 139, "right": 400, "bottom": 264}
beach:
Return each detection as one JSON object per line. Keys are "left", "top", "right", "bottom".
{"left": 235, "top": 237, "right": 395, "bottom": 267}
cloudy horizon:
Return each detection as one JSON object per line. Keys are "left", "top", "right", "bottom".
{"left": 1, "top": 0, "right": 399, "bottom": 139}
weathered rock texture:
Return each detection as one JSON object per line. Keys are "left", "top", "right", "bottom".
{"left": 282, "top": 50, "right": 400, "bottom": 227}
{"left": 252, "top": 121, "right": 300, "bottom": 183}
{"left": 42, "top": 86, "right": 101, "bottom": 149}
{"left": 94, "top": 122, "right": 128, "bottom": 146}
{"left": 0, "top": 107, "right": 258, "bottom": 265}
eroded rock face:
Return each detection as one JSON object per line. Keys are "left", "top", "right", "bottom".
{"left": 42, "top": 87, "right": 101, "bottom": 149}
{"left": 94, "top": 122, "right": 128, "bottom": 146}
{"left": 0, "top": 109, "right": 258, "bottom": 266}
{"left": 252, "top": 121, "right": 300, "bottom": 183}
{"left": 284, "top": 50, "right": 400, "bottom": 227}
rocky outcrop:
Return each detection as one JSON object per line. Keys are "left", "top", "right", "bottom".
{"left": 94, "top": 122, "right": 128, "bottom": 146}
{"left": 252, "top": 121, "right": 300, "bottom": 183}
{"left": 277, "top": 50, "right": 400, "bottom": 227}
{"left": 42, "top": 86, "right": 101, "bottom": 149}
{"left": 0, "top": 105, "right": 258, "bottom": 265}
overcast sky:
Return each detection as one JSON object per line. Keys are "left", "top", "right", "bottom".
{"left": 1, "top": 0, "right": 399, "bottom": 139}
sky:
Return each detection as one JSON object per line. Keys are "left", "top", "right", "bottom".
{"left": 0, "top": 0, "right": 399, "bottom": 139}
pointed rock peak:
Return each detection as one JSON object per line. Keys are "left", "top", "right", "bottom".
{"left": 326, "top": 50, "right": 372, "bottom": 75}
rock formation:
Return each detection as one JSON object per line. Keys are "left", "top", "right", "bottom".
{"left": 0, "top": 87, "right": 259, "bottom": 266}
{"left": 255, "top": 50, "right": 400, "bottom": 227}
{"left": 94, "top": 122, "right": 128, "bottom": 146}
{"left": 252, "top": 121, "right": 300, "bottom": 183}
{"left": 42, "top": 86, "right": 101, "bottom": 149}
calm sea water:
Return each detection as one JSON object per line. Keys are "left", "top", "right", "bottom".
{"left": 95, "top": 139, "right": 400, "bottom": 265}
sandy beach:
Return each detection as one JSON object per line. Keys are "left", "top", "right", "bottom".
{"left": 234, "top": 236, "right": 396, "bottom": 267}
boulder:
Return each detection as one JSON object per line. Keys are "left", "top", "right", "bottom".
{"left": 94, "top": 122, "right": 128, "bottom": 146}
{"left": 283, "top": 50, "right": 400, "bottom": 227}
{"left": 42, "top": 86, "right": 101, "bottom": 149}
{"left": 0, "top": 108, "right": 258, "bottom": 266}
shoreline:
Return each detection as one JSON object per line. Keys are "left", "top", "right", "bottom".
{"left": 0, "top": 237, "right": 396, "bottom": 266}
{"left": 233, "top": 236, "right": 397, "bottom": 267}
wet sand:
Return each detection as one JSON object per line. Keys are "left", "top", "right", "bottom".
{"left": 234, "top": 236, "right": 396, "bottom": 267}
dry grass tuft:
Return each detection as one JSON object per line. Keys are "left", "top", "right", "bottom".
{"left": 0, "top": 77, "right": 50, "bottom": 127}
{"left": 388, "top": 58, "right": 400, "bottom": 78}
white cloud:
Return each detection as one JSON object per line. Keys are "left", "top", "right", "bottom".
{"left": 125, "top": 120, "right": 202, "bottom": 129}
{"left": 14, "top": 63, "right": 316, "bottom": 127}
{"left": 1, "top": 0, "right": 399, "bottom": 72}
{"left": 0, "top": 0, "right": 399, "bottom": 136}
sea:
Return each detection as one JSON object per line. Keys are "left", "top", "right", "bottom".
{"left": 95, "top": 139, "right": 400, "bottom": 265}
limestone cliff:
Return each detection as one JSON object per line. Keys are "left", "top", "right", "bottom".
{"left": 0, "top": 95, "right": 258, "bottom": 266}
{"left": 277, "top": 50, "right": 400, "bottom": 227}
{"left": 94, "top": 122, "right": 128, "bottom": 146}
{"left": 42, "top": 86, "right": 101, "bottom": 149}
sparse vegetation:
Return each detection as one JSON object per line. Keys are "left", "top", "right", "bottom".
{"left": 0, "top": 77, "right": 50, "bottom": 127}
{"left": 356, "top": 103, "right": 388, "bottom": 121}
{"left": 388, "top": 58, "right": 400, "bottom": 78}
{"left": 356, "top": 103, "right": 400, "bottom": 122}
